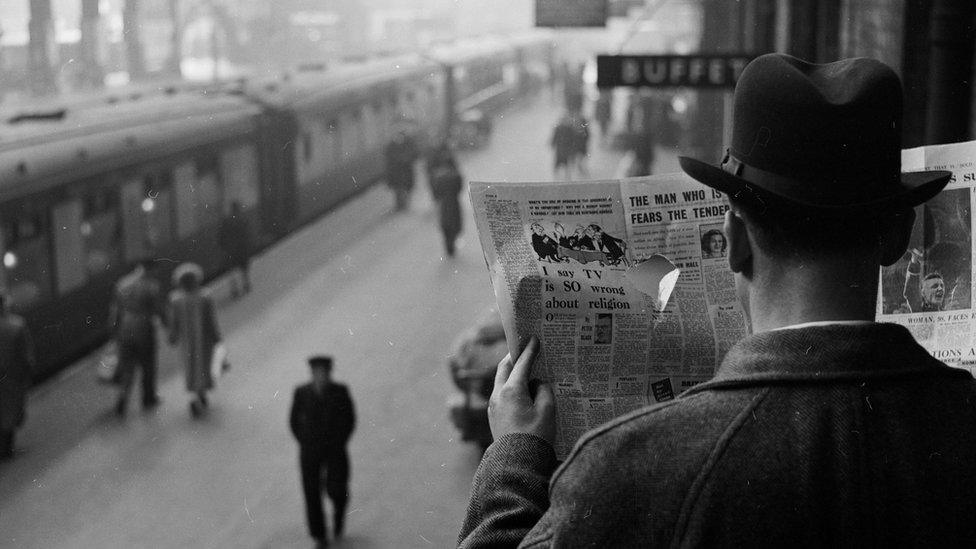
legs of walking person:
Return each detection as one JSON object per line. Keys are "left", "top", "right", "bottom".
{"left": 442, "top": 231, "right": 455, "bottom": 257}
{"left": 301, "top": 452, "right": 328, "bottom": 543}
{"left": 325, "top": 450, "right": 350, "bottom": 539}
{"left": 190, "top": 391, "right": 208, "bottom": 418}
{"left": 140, "top": 346, "right": 159, "bottom": 409}
{"left": 115, "top": 351, "right": 136, "bottom": 417}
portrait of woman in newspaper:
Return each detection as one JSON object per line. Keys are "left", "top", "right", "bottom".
{"left": 700, "top": 227, "right": 727, "bottom": 259}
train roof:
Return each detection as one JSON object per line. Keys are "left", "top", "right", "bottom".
{"left": 425, "top": 37, "right": 518, "bottom": 65}
{"left": 0, "top": 92, "right": 261, "bottom": 202}
{"left": 242, "top": 54, "right": 441, "bottom": 111}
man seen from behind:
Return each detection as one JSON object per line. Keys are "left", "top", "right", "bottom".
{"left": 458, "top": 54, "right": 976, "bottom": 547}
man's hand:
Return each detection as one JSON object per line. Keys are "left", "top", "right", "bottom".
{"left": 488, "top": 337, "right": 556, "bottom": 444}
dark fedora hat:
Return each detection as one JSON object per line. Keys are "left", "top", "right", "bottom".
{"left": 679, "top": 54, "right": 951, "bottom": 212}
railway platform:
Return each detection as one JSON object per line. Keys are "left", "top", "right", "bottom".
{"left": 0, "top": 92, "right": 680, "bottom": 548}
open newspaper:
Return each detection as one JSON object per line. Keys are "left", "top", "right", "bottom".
{"left": 470, "top": 174, "right": 750, "bottom": 457}
{"left": 473, "top": 140, "right": 976, "bottom": 457}
{"left": 877, "top": 139, "right": 976, "bottom": 373}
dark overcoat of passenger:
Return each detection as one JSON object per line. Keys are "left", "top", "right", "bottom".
{"left": 0, "top": 313, "right": 33, "bottom": 432}
{"left": 290, "top": 381, "right": 356, "bottom": 540}
{"left": 429, "top": 160, "right": 464, "bottom": 243}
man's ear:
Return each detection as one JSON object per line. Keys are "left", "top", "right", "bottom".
{"left": 724, "top": 209, "right": 753, "bottom": 275}
{"left": 880, "top": 208, "right": 916, "bottom": 267}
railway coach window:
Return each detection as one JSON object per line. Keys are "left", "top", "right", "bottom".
{"left": 220, "top": 144, "right": 259, "bottom": 212}
{"left": 81, "top": 189, "right": 122, "bottom": 276}
{"left": 52, "top": 200, "right": 86, "bottom": 294}
{"left": 361, "top": 104, "right": 379, "bottom": 147}
{"left": 173, "top": 159, "right": 221, "bottom": 239}
{"left": 2, "top": 207, "right": 53, "bottom": 308}
{"left": 340, "top": 112, "right": 364, "bottom": 159}
{"left": 121, "top": 172, "right": 175, "bottom": 262}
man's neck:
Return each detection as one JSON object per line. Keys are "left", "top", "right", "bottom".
{"left": 746, "top": 258, "right": 879, "bottom": 333}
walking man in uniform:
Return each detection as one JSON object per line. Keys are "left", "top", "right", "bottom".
{"left": 290, "top": 356, "right": 356, "bottom": 548}
{"left": 0, "top": 292, "right": 34, "bottom": 458}
{"left": 110, "top": 259, "right": 166, "bottom": 417}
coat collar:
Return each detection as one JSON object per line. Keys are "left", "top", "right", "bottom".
{"left": 685, "top": 323, "right": 969, "bottom": 395}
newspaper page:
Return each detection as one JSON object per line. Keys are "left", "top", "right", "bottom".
{"left": 470, "top": 174, "right": 749, "bottom": 457}
{"left": 877, "top": 140, "right": 976, "bottom": 373}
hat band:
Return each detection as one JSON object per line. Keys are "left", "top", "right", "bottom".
{"left": 721, "top": 151, "right": 808, "bottom": 191}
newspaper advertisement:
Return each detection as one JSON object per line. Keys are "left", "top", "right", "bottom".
{"left": 470, "top": 173, "right": 749, "bottom": 457}
{"left": 877, "top": 140, "right": 976, "bottom": 373}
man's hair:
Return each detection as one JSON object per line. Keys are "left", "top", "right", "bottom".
{"left": 728, "top": 193, "right": 901, "bottom": 260}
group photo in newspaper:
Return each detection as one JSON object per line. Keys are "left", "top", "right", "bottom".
{"left": 471, "top": 139, "right": 976, "bottom": 458}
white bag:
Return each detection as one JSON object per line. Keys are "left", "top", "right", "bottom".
{"left": 210, "top": 343, "right": 229, "bottom": 381}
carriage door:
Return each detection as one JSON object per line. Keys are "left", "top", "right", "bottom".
{"left": 51, "top": 199, "right": 86, "bottom": 295}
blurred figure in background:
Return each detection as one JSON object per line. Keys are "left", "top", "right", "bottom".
{"left": 551, "top": 114, "right": 577, "bottom": 181}
{"left": 0, "top": 292, "right": 34, "bottom": 458}
{"left": 595, "top": 90, "right": 613, "bottom": 146}
{"left": 110, "top": 259, "right": 166, "bottom": 417}
{"left": 571, "top": 113, "right": 591, "bottom": 179}
{"left": 218, "top": 201, "right": 253, "bottom": 298}
{"left": 385, "top": 129, "right": 419, "bottom": 211}
{"left": 290, "top": 356, "right": 356, "bottom": 548}
{"left": 561, "top": 62, "right": 585, "bottom": 114}
{"left": 168, "top": 263, "right": 222, "bottom": 418}
{"left": 427, "top": 143, "right": 464, "bottom": 257}
{"left": 629, "top": 119, "right": 657, "bottom": 177}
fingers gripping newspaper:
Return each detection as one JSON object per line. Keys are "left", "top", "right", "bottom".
{"left": 878, "top": 139, "right": 976, "bottom": 373}
{"left": 470, "top": 174, "right": 750, "bottom": 457}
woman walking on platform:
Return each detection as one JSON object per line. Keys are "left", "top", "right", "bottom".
{"left": 168, "top": 263, "right": 222, "bottom": 418}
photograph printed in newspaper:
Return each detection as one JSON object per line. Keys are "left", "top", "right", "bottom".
{"left": 878, "top": 139, "right": 976, "bottom": 373}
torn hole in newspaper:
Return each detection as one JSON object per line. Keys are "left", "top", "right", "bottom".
{"left": 623, "top": 254, "right": 680, "bottom": 312}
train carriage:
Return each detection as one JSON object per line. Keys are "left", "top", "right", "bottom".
{"left": 0, "top": 94, "right": 264, "bottom": 379}
{"left": 0, "top": 33, "right": 557, "bottom": 382}
{"left": 244, "top": 55, "right": 447, "bottom": 226}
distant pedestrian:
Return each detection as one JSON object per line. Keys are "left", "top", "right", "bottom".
{"left": 110, "top": 259, "right": 166, "bottom": 417}
{"left": 571, "top": 114, "right": 591, "bottom": 178}
{"left": 427, "top": 143, "right": 464, "bottom": 256}
{"left": 629, "top": 122, "right": 656, "bottom": 176}
{"left": 290, "top": 356, "right": 356, "bottom": 548}
{"left": 562, "top": 62, "right": 585, "bottom": 113}
{"left": 385, "top": 129, "right": 419, "bottom": 211}
{"left": 595, "top": 90, "right": 613, "bottom": 144}
{"left": 168, "top": 263, "right": 221, "bottom": 418}
{"left": 218, "top": 201, "right": 253, "bottom": 298}
{"left": 0, "top": 292, "right": 34, "bottom": 458}
{"left": 551, "top": 115, "right": 577, "bottom": 180}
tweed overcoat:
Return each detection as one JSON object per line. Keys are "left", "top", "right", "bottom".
{"left": 459, "top": 324, "right": 976, "bottom": 547}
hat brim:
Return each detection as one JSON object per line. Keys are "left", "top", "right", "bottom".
{"left": 679, "top": 156, "right": 952, "bottom": 213}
